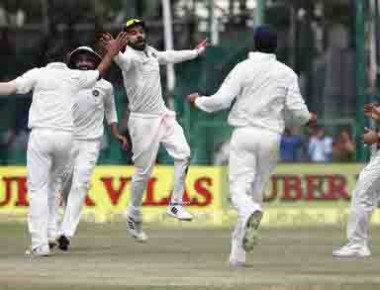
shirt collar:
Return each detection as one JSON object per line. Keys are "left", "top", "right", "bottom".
{"left": 248, "top": 52, "right": 276, "bottom": 61}
{"left": 46, "top": 62, "right": 68, "bottom": 69}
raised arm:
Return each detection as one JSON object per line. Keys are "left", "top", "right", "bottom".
{"left": 0, "top": 81, "right": 17, "bottom": 95}
{"left": 154, "top": 39, "right": 208, "bottom": 65}
{"left": 188, "top": 64, "right": 242, "bottom": 113}
{"left": 1, "top": 68, "right": 40, "bottom": 96}
{"left": 98, "top": 32, "right": 129, "bottom": 77}
{"left": 285, "top": 73, "right": 315, "bottom": 126}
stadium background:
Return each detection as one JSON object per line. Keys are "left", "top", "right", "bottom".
{"left": 1, "top": 1, "right": 380, "bottom": 289}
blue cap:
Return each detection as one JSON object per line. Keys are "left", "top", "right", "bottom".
{"left": 253, "top": 25, "right": 277, "bottom": 53}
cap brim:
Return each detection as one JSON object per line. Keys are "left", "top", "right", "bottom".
{"left": 67, "top": 48, "right": 102, "bottom": 69}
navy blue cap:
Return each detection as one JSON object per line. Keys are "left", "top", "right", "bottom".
{"left": 253, "top": 25, "right": 277, "bottom": 53}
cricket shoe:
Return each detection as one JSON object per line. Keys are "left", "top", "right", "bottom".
{"left": 332, "top": 243, "right": 371, "bottom": 258}
{"left": 57, "top": 235, "right": 70, "bottom": 251}
{"left": 166, "top": 205, "right": 193, "bottom": 221}
{"left": 127, "top": 216, "right": 148, "bottom": 243}
{"left": 242, "top": 210, "right": 263, "bottom": 252}
{"left": 25, "top": 245, "right": 50, "bottom": 257}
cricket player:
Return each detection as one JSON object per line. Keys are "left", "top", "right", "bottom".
{"left": 48, "top": 46, "right": 128, "bottom": 251}
{"left": 0, "top": 33, "right": 128, "bottom": 256}
{"left": 101, "top": 19, "right": 208, "bottom": 242}
{"left": 187, "top": 25, "right": 317, "bottom": 266}
{"left": 332, "top": 103, "right": 380, "bottom": 258}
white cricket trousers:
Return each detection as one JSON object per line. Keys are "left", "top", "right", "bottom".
{"left": 27, "top": 129, "right": 73, "bottom": 250}
{"left": 55, "top": 139, "right": 101, "bottom": 238}
{"left": 229, "top": 127, "right": 279, "bottom": 261}
{"left": 347, "top": 150, "right": 380, "bottom": 246}
{"left": 127, "top": 111, "right": 190, "bottom": 220}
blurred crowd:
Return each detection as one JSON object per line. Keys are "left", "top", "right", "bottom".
{"left": 213, "top": 125, "right": 356, "bottom": 165}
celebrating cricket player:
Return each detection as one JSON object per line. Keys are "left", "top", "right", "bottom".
{"left": 0, "top": 33, "right": 128, "bottom": 257}
{"left": 100, "top": 18, "right": 208, "bottom": 242}
{"left": 188, "top": 25, "right": 317, "bottom": 266}
{"left": 48, "top": 46, "right": 128, "bottom": 251}
{"left": 332, "top": 104, "right": 380, "bottom": 258}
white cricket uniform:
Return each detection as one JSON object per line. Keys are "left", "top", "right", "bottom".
{"left": 195, "top": 52, "right": 311, "bottom": 263}
{"left": 114, "top": 45, "right": 198, "bottom": 220}
{"left": 14, "top": 62, "right": 99, "bottom": 250}
{"left": 48, "top": 79, "right": 117, "bottom": 239}
{"left": 345, "top": 151, "right": 380, "bottom": 248}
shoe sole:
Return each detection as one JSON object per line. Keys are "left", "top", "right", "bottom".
{"left": 128, "top": 231, "right": 148, "bottom": 243}
{"left": 332, "top": 252, "right": 371, "bottom": 258}
{"left": 242, "top": 211, "right": 263, "bottom": 252}
{"left": 166, "top": 211, "right": 193, "bottom": 221}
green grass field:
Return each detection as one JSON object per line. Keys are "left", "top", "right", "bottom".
{"left": 0, "top": 222, "right": 380, "bottom": 290}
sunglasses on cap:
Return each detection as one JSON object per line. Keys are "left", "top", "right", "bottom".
{"left": 124, "top": 19, "right": 146, "bottom": 31}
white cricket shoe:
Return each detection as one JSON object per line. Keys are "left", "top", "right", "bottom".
{"left": 166, "top": 205, "right": 193, "bottom": 221}
{"left": 25, "top": 245, "right": 50, "bottom": 257}
{"left": 332, "top": 243, "right": 371, "bottom": 258}
{"left": 127, "top": 216, "right": 148, "bottom": 243}
{"left": 242, "top": 210, "right": 263, "bottom": 252}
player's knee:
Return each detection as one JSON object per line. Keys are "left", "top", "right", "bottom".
{"left": 132, "top": 167, "right": 151, "bottom": 182}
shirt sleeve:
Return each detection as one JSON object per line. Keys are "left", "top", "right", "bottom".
{"left": 194, "top": 65, "right": 242, "bottom": 113}
{"left": 151, "top": 47, "right": 198, "bottom": 65}
{"left": 104, "top": 84, "right": 118, "bottom": 124}
{"left": 14, "top": 68, "right": 40, "bottom": 94}
{"left": 114, "top": 52, "right": 132, "bottom": 71}
{"left": 284, "top": 73, "right": 311, "bottom": 126}
{"left": 72, "top": 70, "right": 100, "bottom": 89}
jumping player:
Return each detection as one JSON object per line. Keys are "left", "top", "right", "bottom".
{"left": 100, "top": 19, "right": 208, "bottom": 242}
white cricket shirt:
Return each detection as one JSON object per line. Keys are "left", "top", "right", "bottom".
{"left": 15, "top": 62, "right": 99, "bottom": 132}
{"left": 73, "top": 79, "right": 118, "bottom": 140}
{"left": 115, "top": 45, "right": 198, "bottom": 114}
{"left": 195, "top": 52, "right": 311, "bottom": 134}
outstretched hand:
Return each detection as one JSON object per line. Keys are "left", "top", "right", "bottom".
{"left": 364, "top": 103, "right": 380, "bottom": 122}
{"left": 362, "top": 127, "right": 379, "bottom": 145}
{"left": 305, "top": 112, "right": 318, "bottom": 127}
{"left": 194, "top": 39, "right": 209, "bottom": 56}
{"left": 187, "top": 93, "right": 200, "bottom": 105}
{"left": 99, "top": 32, "right": 127, "bottom": 57}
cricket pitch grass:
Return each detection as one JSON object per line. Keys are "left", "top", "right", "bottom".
{"left": 0, "top": 222, "right": 380, "bottom": 290}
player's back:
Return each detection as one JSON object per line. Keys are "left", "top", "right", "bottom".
{"left": 15, "top": 62, "right": 99, "bottom": 132}
{"left": 228, "top": 52, "right": 307, "bottom": 133}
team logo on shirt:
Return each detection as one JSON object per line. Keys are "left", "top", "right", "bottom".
{"left": 92, "top": 90, "right": 100, "bottom": 97}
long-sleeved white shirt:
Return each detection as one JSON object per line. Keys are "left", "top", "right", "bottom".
{"left": 195, "top": 52, "right": 311, "bottom": 134}
{"left": 115, "top": 45, "right": 198, "bottom": 114}
{"left": 15, "top": 62, "right": 99, "bottom": 132}
{"left": 73, "top": 79, "right": 118, "bottom": 140}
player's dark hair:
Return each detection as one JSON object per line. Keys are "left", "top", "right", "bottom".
{"left": 253, "top": 25, "right": 277, "bottom": 54}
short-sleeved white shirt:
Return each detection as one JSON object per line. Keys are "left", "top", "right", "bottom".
{"left": 15, "top": 62, "right": 99, "bottom": 132}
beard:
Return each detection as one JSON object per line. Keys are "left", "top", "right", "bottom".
{"left": 129, "top": 39, "right": 146, "bottom": 51}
